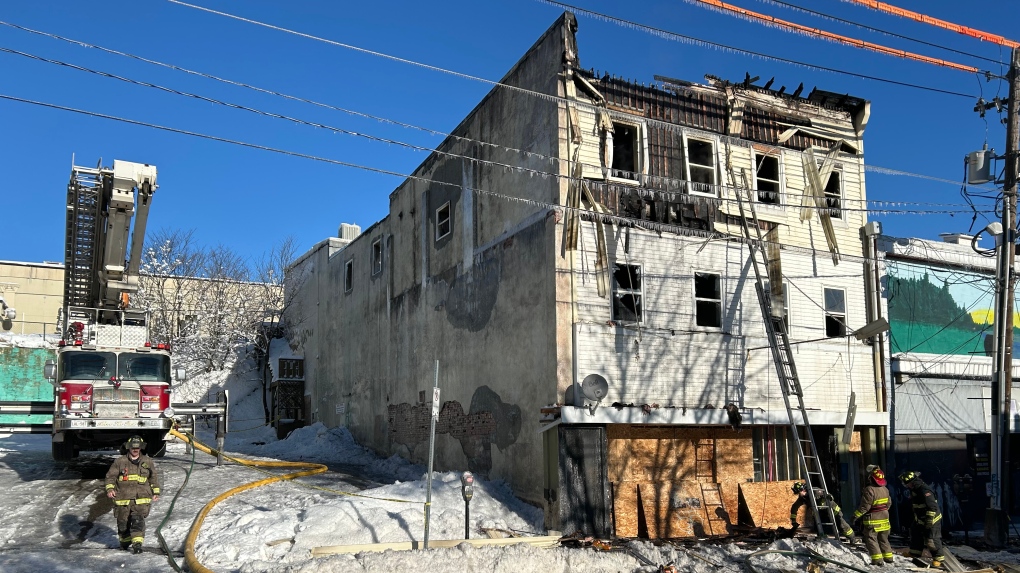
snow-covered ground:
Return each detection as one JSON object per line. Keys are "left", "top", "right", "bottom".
{"left": 1, "top": 349, "right": 1019, "bottom": 572}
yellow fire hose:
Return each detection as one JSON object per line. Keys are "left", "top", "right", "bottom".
{"left": 168, "top": 428, "right": 328, "bottom": 573}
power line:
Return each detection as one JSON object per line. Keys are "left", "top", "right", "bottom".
{"left": 2, "top": 17, "right": 997, "bottom": 200}
{"left": 754, "top": 0, "right": 1004, "bottom": 65}
{"left": 840, "top": 0, "right": 1020, "bottom": 49}
{"left": 682, "top": 0, "right": 982, "bottom": 74}
{"left": 533, "top": 0, "right": 977, "bottom": 99}
{"left": 0, "top": 92, "right": 994, "bottom": 269}
{"left": 167, "top": 0, "right": 979, "bottom": 102}
{"left": 1, "top": 42, "right": 991, "bottom": 213}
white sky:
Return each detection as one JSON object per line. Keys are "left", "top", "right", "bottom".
{"left": 0, "top": 340, "right": 1017, "bottom": 572}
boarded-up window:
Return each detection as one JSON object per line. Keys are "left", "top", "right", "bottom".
{"left": 695, "top": 272, "right": 721, "bottom": 328}
{"left": 612, "top": 264, "right": 642, "bottom": 323}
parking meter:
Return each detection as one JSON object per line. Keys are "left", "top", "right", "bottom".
{"left": 461, "top": 471, "right": 474, "bottom": 539}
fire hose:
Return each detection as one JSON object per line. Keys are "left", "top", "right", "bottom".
{"left": 166, "top": 428, "right": 327, "bottom": 573}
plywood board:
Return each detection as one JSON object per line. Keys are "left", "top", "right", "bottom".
{"left": 738, "top": 481, "right": 798, "bottom": 529}
{"left": 607, "top": 426, "right": 754, "bottom": 485}
{"left": 637, "top": 480, "right": 721, "bottom": 539}
{"left": 612, "top": 482, "right": 639, "bottom": 538}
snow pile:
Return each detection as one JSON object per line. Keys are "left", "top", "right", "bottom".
{"left": 0, "top": 332, "right": 57, "bottom": 348}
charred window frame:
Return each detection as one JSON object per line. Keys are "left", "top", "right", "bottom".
{"left": 435, "top": 202, "right": 451, "bottom": 241}
{"left": 607, "top": 120, "right": 645, "bottom": 184}
{"left": 682, "top": 134, "right": 718, "bottom": 196}
{"left": 824, "top": 287, "right": 847, "bottom": 338}
{"left": 612, "top": 263, "right": 643, "bottom": 323}
{"left": 344, "top": 259, "right": 353, "bottom": 293}
{"left": 752, "top": 426, "right": 803, "bottom": 481}
{"left": 694, "top": 271, "right": 722, "bottom": 328}
{"left": 753, "top": 151, "right": 782, "bottom": 206}
{"left": 371, "top": 238, "right": 383, "bottom": 276}
{"left": 824, "top": 169, "right": 843, "bottom": 219}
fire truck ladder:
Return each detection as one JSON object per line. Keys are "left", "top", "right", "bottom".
{"left": 63, "top": 167, "right": 105, "bottom": 322}
{"left": 734, "top": 188, "right": 841, "bottom": 541}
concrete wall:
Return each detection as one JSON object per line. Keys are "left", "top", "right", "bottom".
{"left": 0, "top": 261, "right": 64, "bottom": 335}
{"left": 286, "top": 14, "right": 573, "bottom": 508}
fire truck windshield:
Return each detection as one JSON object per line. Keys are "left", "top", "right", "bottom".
{"left": 118, "top": 353, "right": 171, "bottom": 382}
{"left": 60, "top": 352, "right": 116, "bottom": 380}
{"left": 58, "top": 352, "right": 171, "bottom": 383}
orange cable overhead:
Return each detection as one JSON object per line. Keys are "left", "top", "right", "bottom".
{"left": 685, "top": 0, "right": 979, "bottom": 73}
{"left": 842, "top": 0, "right": 1020, "bottom": 49}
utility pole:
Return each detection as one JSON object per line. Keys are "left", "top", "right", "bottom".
{"left": 987, "top": 47, "right": 1020, "bottom": 547}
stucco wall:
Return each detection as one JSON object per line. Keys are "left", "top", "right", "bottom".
{"left": 287, "top": 15, "right": 573, "bottom": 507}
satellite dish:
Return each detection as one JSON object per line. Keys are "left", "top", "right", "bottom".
{"left": 581, "top": 374, "right": 609, "bottom": 402}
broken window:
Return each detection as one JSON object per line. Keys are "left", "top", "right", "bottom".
{"left": 372, "top": 238, "right": 383, "bottom": 276}
{"left": 436, "top": 202, "right": 451, "bottom": 241}
{"left": 344, "top": 259, "right": 353, "bottom": 293}
{"left": 684, "top": 136, "right": 717, "bottom": 195}
{"left": 824, "top": 170, "right": 843, "bottom": 219}
{"left": 694, "top": 272, "right": 721, "bottom": 328}
{"left": 824, "top": 287, "right": 846, "bottom": 337}
{"left": 610, "top": 122, "right": 640, "bottom": 182}
{"left": 754, "top": 153, "right": 781, "bottom": 205}
{"left": 612, "top": 263, "right": 642, "bottom": 323}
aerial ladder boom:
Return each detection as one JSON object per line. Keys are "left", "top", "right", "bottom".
{"left": 64, "top": 160, "right": 157, "bottom": 329}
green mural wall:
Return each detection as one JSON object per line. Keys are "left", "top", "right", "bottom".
{"left": 886, "top": 260, "right": 1019, "bottom": 356}
{"left": 0, "top": 346, "right": 54, "bottom": 425}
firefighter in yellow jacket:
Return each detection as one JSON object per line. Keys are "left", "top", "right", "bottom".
{"left": 105, "top": 435, "right": 161, "bottom": 554}
{"left": 900, "top": 470, "right": 945, "bottom": 568}
{"left": 854, "top": 465, "right": 894, "bottom": 566}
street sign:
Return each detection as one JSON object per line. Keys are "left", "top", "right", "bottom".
{"left": 431, "top": 387, "right": 441, "bottom": 419}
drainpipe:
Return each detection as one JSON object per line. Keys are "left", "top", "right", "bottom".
{"left": 860, "top": 223, "right": 888, "bottom": 467}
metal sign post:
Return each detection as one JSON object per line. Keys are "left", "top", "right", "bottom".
{"left": 423, "top": 360, "right": 440, "bottom": 549}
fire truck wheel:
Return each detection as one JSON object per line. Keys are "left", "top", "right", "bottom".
{"left": 52, "top": 435, "right": 76, "bottom": 462}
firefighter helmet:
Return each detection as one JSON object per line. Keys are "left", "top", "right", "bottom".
{"left": 899, "top": 471, "right": 917, "bottom": 486}
{"left": 791, "top": 481, "right": 806, "bottom": 494}
{"left": 869, "top": 466, "right": 887, "bottom": 486}
{"left": 125, "top": 435, "right": 146, "bottom": 450}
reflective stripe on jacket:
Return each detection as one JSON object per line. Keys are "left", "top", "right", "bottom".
{"left": 104, "top": 454, "right": 160, "bottom": 500}
{"left": 854, "top": 484, "right": 892, "bottom": 532}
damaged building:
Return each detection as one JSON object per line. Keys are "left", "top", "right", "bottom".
{"left": 283, "top": 12, "right": 887, "bottom": 538}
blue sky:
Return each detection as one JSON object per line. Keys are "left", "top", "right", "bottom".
{"left": 1, "top": 0, "right": 1017, "bottom": 265}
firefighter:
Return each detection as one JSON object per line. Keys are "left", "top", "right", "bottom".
{"left": 853, "top": 465, "right": 894, "bottom": 566}
{"left": 104, "top": 435, "right": 161, "bottom": 554}
{"left": 790, "top": 482, "right": 856, "bottom": 542}
{"left": 900, "top": 470, "right": 945, "bottom": 568}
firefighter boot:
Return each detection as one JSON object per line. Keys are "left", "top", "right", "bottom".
{"left": 131, "top": 542, "right": 142, "bottom": 555}
{"left": 931, "top": 558, "right": 945, "bottom": 569}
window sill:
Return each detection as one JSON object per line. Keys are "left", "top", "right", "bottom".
{"left": 607, "top": 175, "right": 642, "bottom": 187}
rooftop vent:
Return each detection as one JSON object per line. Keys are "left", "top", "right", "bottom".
{"left": 939, "top": 233, "right": 975, "bottom": 245}
{"left": 338, "top": 223, "right": 362, "bottom": 241}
